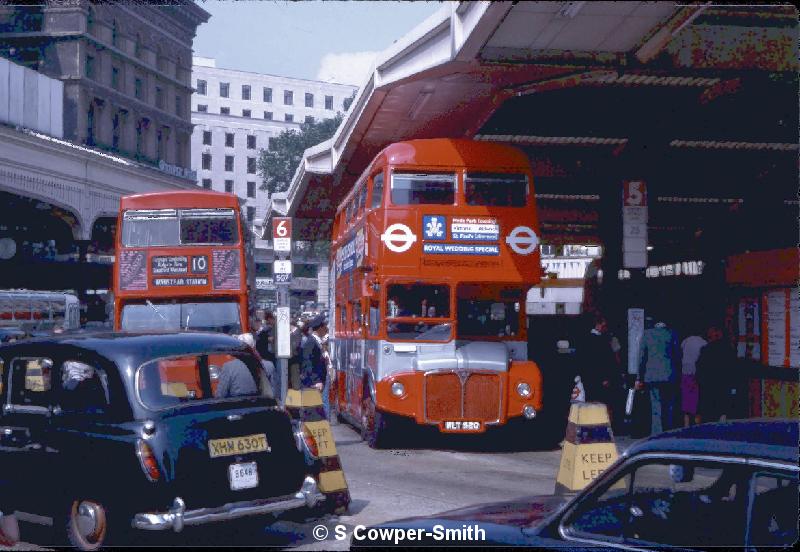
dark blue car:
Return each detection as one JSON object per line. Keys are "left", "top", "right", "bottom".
{"left": 0, "top": 332, "right": 324, "bottom": 549}
{"left": 353, "top": 419, "right": 799, "bottom": 550}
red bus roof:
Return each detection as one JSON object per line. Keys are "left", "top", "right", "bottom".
{"left": 120, "top": 190, "right": 241, "bottom": 210}
{"left": 377, "top": 138, "right": 531, "bottom": 171}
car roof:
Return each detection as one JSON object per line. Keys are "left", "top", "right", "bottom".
{"left": 0, "top": 331, "right": 251, "bottom": 363}
{"left": 626, "top": 418, "right": 799, "bottom": 465}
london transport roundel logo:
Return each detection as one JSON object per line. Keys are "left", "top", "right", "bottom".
{"left": 381, "top": 223, "right": 417, "bottom": 253}
{"left": 506, "top": 226, "right": 539, "bottom": 255}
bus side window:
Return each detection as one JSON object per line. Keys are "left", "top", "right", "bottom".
{"left": 352, "top": 301, "right": 363, "bottom": 336}
{"left": 357, "top": 185, "right": 367, "bottom": 216}
{"left": 339, "top": 304, "right": 348, "bottom": 333}
{"left": 345, "top": 201, "right": 353, "bottom": 225}
{"left": 368, "top": 300, "right": 380, "bottom": 337}
{"left": 370, "top": 172, "right": 384, "bottom": 209}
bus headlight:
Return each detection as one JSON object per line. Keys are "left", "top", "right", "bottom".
{"left": 516, "top": 382, "right": 531, "bottom": 398}
{"left": 523, "top": 405, "right": 537, "bottom": 419}
{"left": 391, "top": 382, "right": 405, "bottom": 398}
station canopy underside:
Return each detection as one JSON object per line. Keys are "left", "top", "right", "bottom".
{"left": 286, "top": 2, "right": 797, "bottom": 253}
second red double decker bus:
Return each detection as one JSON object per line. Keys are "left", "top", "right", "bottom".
{"left": 113, "top": 190, "right": 253, "bottom": 336}
{"left": 330, "top": 138, "right": 544, "bottom": 447}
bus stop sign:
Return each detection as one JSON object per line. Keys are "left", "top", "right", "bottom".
{"left": 273, "top": 217, "right": 292, "bottom": 253}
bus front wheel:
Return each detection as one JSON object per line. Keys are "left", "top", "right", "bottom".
{"left": 361, "top": 393, "right": 390, "bottom": 449}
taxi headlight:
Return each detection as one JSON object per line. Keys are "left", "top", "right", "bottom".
{"left": 517, "top": 382, "right": 532, "bottom": 398}
{"left": 523, "top": 405, "right": 537, "bottom": 419}
{"left": 391, "top": 382, "right": 405, "bottom": 397}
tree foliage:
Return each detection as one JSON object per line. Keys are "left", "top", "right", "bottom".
{"left": 258, "top": 92, "right": 356, "bottom": 196}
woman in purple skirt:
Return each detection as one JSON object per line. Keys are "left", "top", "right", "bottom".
{"left": 680, "top": 329, "right": 707, "bottom": 426}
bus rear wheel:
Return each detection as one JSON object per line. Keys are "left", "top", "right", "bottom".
{"left": 361, "top": 393, "right": 390, "bottom": 449}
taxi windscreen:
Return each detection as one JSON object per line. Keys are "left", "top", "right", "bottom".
{"left": 137, "top": 352, "right": 271, "bottom": 410}
{"left": 122, "top": 208, "right": 238, "bottom": 247}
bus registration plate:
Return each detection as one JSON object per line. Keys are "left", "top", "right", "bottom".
{"left": 229, "top": 462, "right": 259, "bottom": 490}
{"left": 443, "top": 421, "right": 481, "bottom": 432}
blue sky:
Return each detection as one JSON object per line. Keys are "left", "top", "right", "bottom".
{"left": 194, "top": 1, "right": 446, "bottom": 84}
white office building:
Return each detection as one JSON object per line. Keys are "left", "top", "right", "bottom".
{"left": 190, "top": 56, "right": 357, "bottom": 227}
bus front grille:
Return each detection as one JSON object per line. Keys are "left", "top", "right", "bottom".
{"left": 424, "top": 372, "right": 501, "bottom": 423}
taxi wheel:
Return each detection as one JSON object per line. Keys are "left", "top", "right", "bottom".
{"left": 66, "top": 499, "right": 108, "bottom": 551}
{"left": 361, "top": 394, "right": 390, "bottom": 449}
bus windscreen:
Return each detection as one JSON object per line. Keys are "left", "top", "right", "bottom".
{"left": 120, "top": 300, "right": 242, "bottom": 333}
{"left": 122, "top": 208, "right": 238, "bottom": 247}
{"left": 464, "top": 173, "right": 528, "bottom": 207}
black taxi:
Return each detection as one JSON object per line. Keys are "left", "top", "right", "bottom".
{"left": 0, "top": 332, "right": 323, "bottom": 549}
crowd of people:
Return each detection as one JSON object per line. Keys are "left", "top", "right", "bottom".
{"left": 252, "top": 310, "right": 334, "bottom": 421}
{"left": 575, "top": 312, "right": 742, "bottom": 437}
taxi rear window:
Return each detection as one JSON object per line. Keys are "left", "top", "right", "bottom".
{"left": 137, "top": 352, "right": 271, "bottom": 410}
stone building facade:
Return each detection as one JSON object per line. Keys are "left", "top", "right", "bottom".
{"left": 0, "top": 1, "right": 209, "bottom": 172}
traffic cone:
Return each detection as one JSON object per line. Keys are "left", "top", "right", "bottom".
{"left": 554, "top": 402, "right": 619, "bottom": 494}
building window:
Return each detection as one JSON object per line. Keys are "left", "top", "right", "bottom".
{"left": 263, "top": 87, "right": 272, "bottom": 102}
{"left": 305, "top": 93, "right": 314, "bottom": 108}
{"left": 197, "top": 79, "right": 207, "bottom": 95}
{"left": 85, "top": 55, "right": 95, "bottom": 80}
{"left": 86, "top": 103, "right": 95, "bottom": 145}
{"left": 225, "top": 180, "right": 234, "bottom": 193}
{"left": 242, "top": 109, "right": 251, "bottom": 118}
{"left": 134, "top": 77, "right": 143, "bottom": 99}
{"left": 202, "top": 130, "right": 211, "bottom": 145}
{"left": 220, "top": 82, "right": 229, "bottom": 98}
{"left": 225, "top": 156, "right": 234, "bottom": 172}
{"left": 197, "top": 104, "right": 207, "bottom": 112}
{"left": 111, "top": 19, "right": 118, "bottom": 48}
{"left": 284, "top": 90, "right": 293, "bottom": 105}
{"left": 225, "top": 133, "right": 234, "bottom": 147}
{"left": 247, "top": 135, "right": 256, "bottom": 149}
{"left": 242, "top": 84, "right": 251, "bottom": 100}
{"left": 247, "top": 157, "right": 256, "bottom": 174}
{"left": 86, "top": 7, "right": 95, "bottom": 35}
{"left": 112, "top": 110, "right": 122, "bottom": 150}
{"left": 111, "top": 66, "right": 120, "bottom": 90}
{"left": 202, "top": 153, "right": 211, "bottom": 170}
{"left": 220, "top": 106, "right": 230, "bottom": 115}
{"left": 136, "top": 118, "right": 148, "bottom": 157}
{"left": 305, "top": 115, "right": 314, "bottom": 124}
{"left": 202, "top": 178, "right": 211, "bottom": 189}
{"left": 268, "top": 137, "right": 276, "bottom": 150}
{"left": 156, "top": 126, "right": 168, "bottom": 161}
{"left": 264, "top": 111, "right": 273, "bottom": 120}
{"left": 247, "top": 206, "right": 255, "bottom": 222}
{"left": 155, "top": 86, "right": 164, "bottom": 110}
{"left": 175, "top": 95, "right": 182, "bottom": 117}
{"left": 285, "top": 113, "right": 294, "bottom": 123}
{"left": 325, "top": 95, "right": 333, "bottom": 110}
{"left": 134, "top": 33, "right": 142, "bottom": 59}
{"left": 247, "top": 181, "right": 256, "bottom": 198}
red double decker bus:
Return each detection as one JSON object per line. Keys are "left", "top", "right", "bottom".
{"left": 330, "top": 138, "right": 544, "bottom": 447}
{"left": 113, "top": 191, "right": 253, "bottom": 335}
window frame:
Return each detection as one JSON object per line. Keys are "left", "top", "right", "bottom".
{"left": 284, "top": 90, "right": 293, "bottom": 105}
{"left": 220, "top": 82, "right": 230, "bottom": 98}
{"left": 202, "top": 131, "right": 212, "bottom": 146}
{"left": 305, "top": 92, "right": 314, "bottom": 108}
{"left": 247, "top": 181, "right": 256, "bottom": 198}
{"left": 224, "top": 155, "right": 234, "bottom": 172}
{"left": 225, "top": 132, "right": 234, "bottom": 148}
{"left": 369, "top": 171, "right": 384, "bottom": 209}
{"left": 325, "top": 95, "right": 334, "bottom": 110}
{"left": 263, "top": 87, "right": 272, "bottom": 103}
{"left": 201, "top": 152, "right": 212, "bottom": 170}
{"left": 241, "top": 84, "right": 251, "bottom": 100}
{"left": 246, "top": 135, "right": 256, "bottom": 149}
{"left": 196, "top": 79, "right": 207, "bottom": 96}
{"left": 224, "top": 180, "right": 234, "bottom": 193}
{"left": 6, "top": 356, "right": 55, "bottom": 414}
{"left": 247, "top": 157, "right": 256, "bottom": 175}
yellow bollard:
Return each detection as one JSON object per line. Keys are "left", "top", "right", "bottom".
{"left": 554, "top": 402, "right": 619, "bottom": 495}
{"left": 285, "top": 388, "right": 350, "bottom": 513}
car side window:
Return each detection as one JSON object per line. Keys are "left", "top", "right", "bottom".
{"left": 9, "top": 357, "right": 54, "bottom": 409}
{"left": 748, "top": 472, "right": 799, "bottom": 547}
{"left": 60, "top": 360, "right": 108, "bottom": 414}
{"left": 565, "top": 459, "right": 749, "bottom": 547}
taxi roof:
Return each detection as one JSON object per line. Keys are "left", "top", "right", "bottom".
{"left": 626, "top": 418, "right": 799, "bottom": 465}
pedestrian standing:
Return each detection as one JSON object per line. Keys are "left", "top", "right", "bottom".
{"left": 680, "top": 327, "right": 706, "bottom": 427}
{"left": 696, "top": 325, "right": 738, "bottom": 423}
{"left": 302, "top": 314, "right": 330, "bottom": 418}
{"left": 580, "top": 314, "right": 621, "bottom": 425}
{"left": 636, "top": 316, "right": 680, "bottom": 435}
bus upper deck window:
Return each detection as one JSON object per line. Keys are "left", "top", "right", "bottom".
{"left": 122, "top": 209, "right": 179, "bottom": 246}
{"left": 370, "top": 173, "right": 384, "bottom": 209}
{"left": 391, "top": 173, "right": 455, "bottom": 206}
{"left": 345, "top": 200, "right": 354, "bottom": 224}
{"left": 179, "top": 208, "right": 238, "bottom": 245}
{"left": 464, "top": 173, "right": 528, "bottom": 207}
{"left": 357, "top": 185, "right": 367, "bottom": 215}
